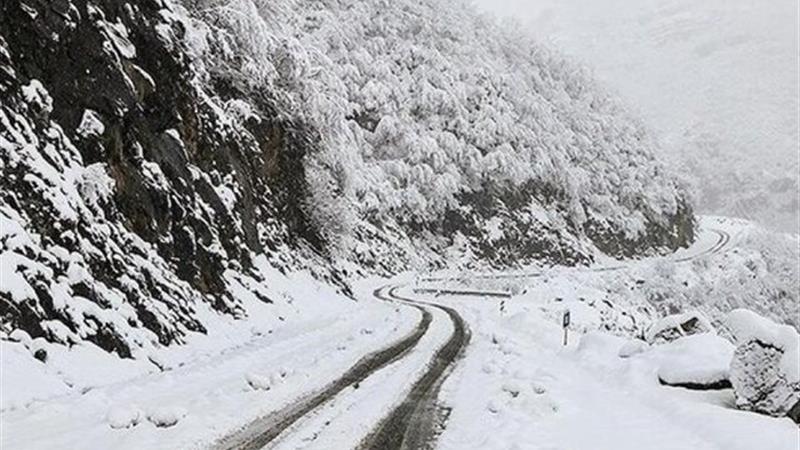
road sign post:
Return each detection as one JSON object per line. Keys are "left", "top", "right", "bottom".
{"left": 562, "top": 310, "right": 570, "bottom": 346}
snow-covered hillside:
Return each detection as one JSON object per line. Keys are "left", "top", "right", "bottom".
{"left": 472, "top": 0, "right": 800, "bottom": 233}
{"left": 1, "top": 0, "right": 695, "bottom": 359}
{"left": 184, "top": 0, "right": 696, "bottom": 266}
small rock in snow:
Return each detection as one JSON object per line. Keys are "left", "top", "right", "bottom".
{"left": 33, "top": 348, "right": 47, "bottom": 362}
{"left": 107, "top": 406, "right": 142, "bottom": 429}
{"left": 245, "top": 372, "right": 274, "bottom": 391}
{"left": 146, "top": 406, "right": 186, "bottom": 428}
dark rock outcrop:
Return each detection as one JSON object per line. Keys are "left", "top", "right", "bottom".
{"left": 0, "top": 0, "right": 336, "bottom": 355}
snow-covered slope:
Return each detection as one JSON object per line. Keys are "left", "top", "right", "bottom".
{"left": 0, "top": 0, "right": 343, "bottom": 357}
{"left": 184, "top": 0, "right": 696, "bottom": 267}
{"left": 1, "top": 0, "right": 693, "bottom": 363}
{"left": 473, "top": 0, "right": 800, "bottom": 233}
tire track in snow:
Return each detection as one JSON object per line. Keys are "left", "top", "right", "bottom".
{"left": 214, "top": 290, "right": 432, "bottom": 450}
{"left": 218, "top": 228, "right": 729, "bottom": 449}
{"left": 359, "top": 286, "right": 470, "bottom": 450}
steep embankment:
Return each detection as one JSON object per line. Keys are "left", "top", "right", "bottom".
{"left": 1, "top": 0, "right": 693, "bottom": 357}
{"left": 0, "top": 0, "right": 339, "bottom": 356}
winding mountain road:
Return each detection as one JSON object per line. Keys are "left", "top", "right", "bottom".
{"left": 215, "top": 226, "right": 732, "bottom": 450}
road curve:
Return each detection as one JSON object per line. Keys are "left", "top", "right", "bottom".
{"left": 422, "top": 227, "right": 732, "bottom": 283}
{"left": 359, "top": 286, "right": 470, "bottom": 450}
{"left": 214, "top": 229, "right": 728, "bottom": 449}
{"left": 213, "top": 289, "right": 432, "bottom": 450}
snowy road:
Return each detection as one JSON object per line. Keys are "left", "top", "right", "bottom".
{"left": 214, "top": 219, "right": 739, "bottom": 450}
{"left": 212, "top": 285, "right": 469, "bottom": 450}
{"left": 421, "top": 227, "right": 732, "bottom": 283}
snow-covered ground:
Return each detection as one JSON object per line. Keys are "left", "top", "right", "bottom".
{"left": 1, "top": 269, "right": 420, "bottom": 449}
{"left": 3, "top": 217, "right": 798, "bottom": 449}
{"left": 415, "top": 219, "right": 799, "bottom": 449}
{"left": 432, "top": 294, "right": 797, "bottom": 450}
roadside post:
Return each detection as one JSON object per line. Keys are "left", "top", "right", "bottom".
{"left": 562, "top": 310, "right": 570, "bottom": 346}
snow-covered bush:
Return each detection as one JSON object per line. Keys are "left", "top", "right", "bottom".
{"left": 726, "top": 309, "right": 800, "bottom": 422}
{"left": 641, "top": 225, "right": 799, "bottom": 329}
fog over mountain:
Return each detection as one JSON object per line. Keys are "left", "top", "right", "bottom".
{"left": 472, "top": 0, "right": 799, "bottom": 233}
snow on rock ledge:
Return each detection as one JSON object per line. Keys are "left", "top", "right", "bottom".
{"left": 726, "top": 309, "right": 800, "bottom": 422}
{"left": 646, "top": 311, "right": 714, "bottom": 344}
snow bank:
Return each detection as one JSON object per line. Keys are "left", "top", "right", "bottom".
{"left": 577, "top": 331, "right": 628, "bottom": 361}
{"left": 726, "top": 309, "right": 800, "bottom": 421}
{"left": 655, "top": 333, "right": 734, "bottom": 389}
{"left": 646, "top": 311, "right": 714, "bottom": 344}
{"left": 0, "top": 342, "right": 68, "bottom": 411}
{"left": 618, "top": 339, "right": 649, "bottom": 358}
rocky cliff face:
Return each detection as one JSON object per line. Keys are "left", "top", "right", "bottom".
{"left": 0, "top": 0, "right": 340, "bottom": 355}
{"left": 1, "top": 0, "right": 695, "bottom": 358}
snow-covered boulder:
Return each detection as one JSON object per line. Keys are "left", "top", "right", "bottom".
{"left": 726, "top": 309, "right": 800, "bottom": 422}
{"left": 655, "top": 334, "right": 735, "bottom": 389}
{"left": 646, "top": 311, "right": 714, "bottom": 344}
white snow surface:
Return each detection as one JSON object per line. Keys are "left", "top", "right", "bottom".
{"left": 428, "top": 292, "right": 796, "bottom": 450}
{"left": 653, "top": 333, "right": 735, "bottom": 386}
{"left": 1, "top": 269, "right": 419, "bottom": 449}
